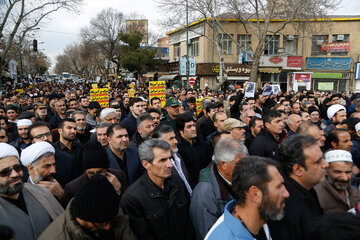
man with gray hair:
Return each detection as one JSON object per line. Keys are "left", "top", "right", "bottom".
{"left": 129, "top": 112, "right": 155, "bottom": 147}
{"left": 21, "top": 141, "right": 64, "bottom": 201}
{"left": 120, "top": 139, "right": 194, "bottom": 240}
{"left": 100, "top": 108, "right": 119, "bottom": 124}
{"left": 189, "top": 138, "right": 247, "bottom": 239}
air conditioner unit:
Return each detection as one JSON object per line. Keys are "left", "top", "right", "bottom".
{"left": 316, "top": 40, "right": 324, "bottom": 45}
{"left": 337, "top": 35, "right": 344, "bottom": 41}
{"left": 287, "top": 35, "right": 295, "bottom": 41}
{"left": 358, "top": 55, "right": 360, "bottom": 62}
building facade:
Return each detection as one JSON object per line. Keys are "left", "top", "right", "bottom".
{"left": 166, "top": 15, "right": 360, "bottom": 92}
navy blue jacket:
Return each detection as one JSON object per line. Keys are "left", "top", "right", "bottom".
{"left": 106, "top": 146, "right": 144, "bottom": 185}
{"left": 54, "top": 149, "right": 83, "bottom": 188}
{"left": 120, "top": 112, "right": 137, "bottom": 139}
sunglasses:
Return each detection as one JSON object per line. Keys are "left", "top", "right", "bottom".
{"left": 0, "top": 164, "right": 22, "bottom": 177}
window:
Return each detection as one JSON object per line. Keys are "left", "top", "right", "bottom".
{"left": 283, "top": 35, "right": 298, "bottom": 55}
{"left": 190, "top": 38, "right": 199, "bottom": 56}
{"left": 331, "top": 34, "right": 349, "bottom": 56}
{"left": 174, "top": 43, "right": 181, "bottom": 60}
{"left": 237, "top": 35, "right": 252, "bottom": 54}
{"left": 311, "top": 35, "right": 328, "bottom": 55}
{"left": 264, "top": 35, "right": 279, "bottom": 55}
{"left": 218, "top": 34, "right": 233, "bottom": 55}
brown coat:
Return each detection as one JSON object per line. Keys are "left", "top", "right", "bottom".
{"left": 314, "top": 176, "right": 359, "bottom": 214}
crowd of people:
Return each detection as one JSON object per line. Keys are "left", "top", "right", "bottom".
{"left": 1, "top": 79, "right": 360, "bottom": 240}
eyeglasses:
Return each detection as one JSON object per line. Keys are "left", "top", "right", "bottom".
{"left": 0, "top": 164, "right": 22, "bottom": 177}
{"left": 34, "top": 132, "right": 52, "bottom": 139}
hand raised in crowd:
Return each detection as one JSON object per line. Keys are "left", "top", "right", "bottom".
{"left": 39, "top": 178, "right": 64, "bottom": 200}
{"left": 105, "top": 171, "right": 122, "bottom": 195}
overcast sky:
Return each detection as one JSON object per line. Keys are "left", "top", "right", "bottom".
{"left": 35, "top": 0, "right": 360, "bottom": 72}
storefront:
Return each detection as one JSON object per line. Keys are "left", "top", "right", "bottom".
{"left": 306, "top": 57, "right": 352, "bottom": 92}
{"left": 196, "top": 63, "right": 251, "bottom": 89}
{"left": 259, "top": 56, "right": 303, "bottom": 91}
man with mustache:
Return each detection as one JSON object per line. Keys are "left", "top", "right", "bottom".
{"left": 120, "top": 139, "right": 194, "bottom": 240}
{"left": 268, "top": 135, "right": 329, "bottom": 240}
{"left": 21, "top": 141, "right": 64, "bottom": 201}
{"left": 0, "top": 143, "right": 63, "bottom": 240}
{"left": 205, "top": 156, "right": 289, "bottom": 240}
{"left": 54, "top": 118, "right": 83, "bottom": 166}
{"left": 314, "top": 150, "right": 358, "bottom": 213}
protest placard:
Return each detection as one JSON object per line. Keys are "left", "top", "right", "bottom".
{"left": 245, "top": 82, "right": 256, "bottom": 98}
{"left": 149, "top": 81, "right": 166, "bottom": 107}
{"left": 91, "top": 84, "right": 98, "bottom": 89}
{"left": 128, "top": 88, "right": 136, "bottom": 97}
{"left": 90, "top": 88, "right": 109, "bottom": 107}
{"left": 196, "top": 98, "right": 204, "bottom": 116}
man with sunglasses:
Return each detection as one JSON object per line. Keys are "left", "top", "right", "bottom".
{"left": 0, "top": 143, "right": 64, "bottom": 240}
{"left": 28, "top": 121, "right": 82, "bottom": 187}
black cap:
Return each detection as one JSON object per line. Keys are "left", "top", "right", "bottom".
{"left": 71, "top": 174, "right": 119, "bottom": 222}
{"left": 18, "top": 111, "right": 35, "bottom": 120}
{"left": 81, "top": 141, "right": 109, "bottom": 170}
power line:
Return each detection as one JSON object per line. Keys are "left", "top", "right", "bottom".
{"left": 41, "top": 30, "right": 79, "bottom": 35}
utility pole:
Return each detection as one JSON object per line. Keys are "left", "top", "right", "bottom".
{"left": 186, "top": 0, "right": 189, "bottom": 86}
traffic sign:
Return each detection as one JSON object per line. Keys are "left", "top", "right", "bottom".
{"left": 189, "top": 77, "right": 196, "bottom": 85}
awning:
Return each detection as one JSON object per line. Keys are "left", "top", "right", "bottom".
{"left": 144, "top": 72, "right": 157, "bottom": 78}
{"left": 159, "top": 74, "right": 178, "bottom": 81}
{"left": 259, "top": 67, "right": 282, "bottom": 73}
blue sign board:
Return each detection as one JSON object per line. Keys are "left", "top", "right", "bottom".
{"left": 179, "top": 57, "right": 187, "bottom": 75}
{"left": 189, "top": 57, "right": 196, "bottom": 75}
{"left": 306, "top": 57, "right": 351, "bottom": 70}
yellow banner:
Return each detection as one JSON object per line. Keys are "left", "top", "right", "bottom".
{"left": 90, "top": 88, "right": 109, "bottom": 107}
{"left": 106, "top": 82, "right": 111, "bottom": 88}
{"left": 128, "top": 89, "right": 136, "bottom": 98}
{"left": 129, "top": 84, "right": 135, "bottom": 89}
{"left": 16, "top": 89, "right": 24, "bottom": 94}
{"left": 92, "top": 84, "right": 98, "bottom": 89}
{"left": 196, "top": 98, "right": 204, "bottom": 116}
{"left": 149, "top": 81, "right": 166, "bottom": 108}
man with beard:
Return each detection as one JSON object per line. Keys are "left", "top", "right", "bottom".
{"left": 0, "top": 143, "right": 63, "bottom": 240}
{"left": 222, "top": 118, "right": 247, "bottom": 141}
{"left": 205, "top": 156, "right": 289, "bottom": 240}
{"left": 268, "top": 135, "right": 329, "bottom": 240}
{"left": 160, "top": 97, "right": 181, "bottom": 132}
{"left": 21, "top": 141, "right": 64, "bottom": 201}
{"left": 153, "top": 124, "right": 192, "bottom": 194}
{"left": 10, "top": 119, "right": 32, "bottom": 151}
{"left": 147, "top": 108, "right": 161, "bottom": 127}
{"left": 70, "top": 111, "right": 91, "bottom": 143}
{"left": 129, "top": 112, "right": 155, "bottom": 147}
{"left": 39, "top": 174, "right": 136, "bottom": 240}
{"left": 28, "top": 121, "right": 82, "bottom": 187}
{"left": 314, "top": 150, "right": 358, "bottom": 213}
{"left": 324, "top": 104, "right": 347, "bottom": 136}
{"left": 34, "top": 102, "right": 51, "bottom": 122}
{"left": 49, "top": 100, "right": 66, "bottom": 129}
{"left": 54, "top": 118, "right": 83, "bottom": 166}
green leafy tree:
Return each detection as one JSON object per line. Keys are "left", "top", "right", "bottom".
{"left": 119, "top": 31, "right": 162, "bottom": 76}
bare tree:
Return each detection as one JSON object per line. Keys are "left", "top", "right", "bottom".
{"left": 156, "top": 0, "right": 340, "bottom": 90}
{"left": 80, "top": 7, "right": 125, "bottom": 76}
{"left": 0, "top": 0, "right": 83, "bottom": 75}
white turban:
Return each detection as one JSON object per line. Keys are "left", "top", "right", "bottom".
{"left": 20, "top": 142, "right": 55, "bottom": 167}
{"left": 327, "top": 104, "right": 346, "bottom": 120}
{"left": 355, "top": 122, "right": 360, "bottom": 132}
{"left": 325, "top": 150, "right": 353, "bottom": 164}
{"left": 0, "top": 143, "right": 19, "bottom": 159}
{"left": 17, "top": 119, "right": 32, "bottom": 127}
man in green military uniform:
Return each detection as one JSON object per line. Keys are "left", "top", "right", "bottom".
{"left": 160, "top": 97, "right": 180, "bottom": 132}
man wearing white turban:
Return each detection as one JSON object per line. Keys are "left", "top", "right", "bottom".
{"left": 0, "top": 143, "right": 63, "bottom": 240}
{"left": 21, "top": 141, "right": 64, "bottom": 201}
{"left": 10, "top": 119, "right": 32, "bottom": 151}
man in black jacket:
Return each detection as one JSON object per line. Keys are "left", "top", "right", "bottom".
{"left": 268, "top": 134, "right": 329, "bottom": 240}
{"left": 249, "top": 109, "right": 284, "bottom": 161}
{"left": 120, "top": 139, "right": 194, "bottom": 240}
{"left": 176, "top": 112, "right": 212, "bottom": 187}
